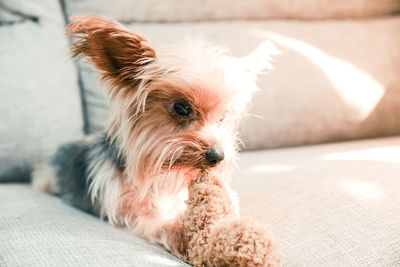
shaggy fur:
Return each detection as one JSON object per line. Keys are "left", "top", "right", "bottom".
{"left": 162, "top": 170, "right": 282, "bottom": 266}
{"left": 32, "top": 15, "right": 281, "bottom": 266}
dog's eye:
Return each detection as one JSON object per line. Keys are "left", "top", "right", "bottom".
{"left": 172, "top": 100, "right": 193, "bottom": 118}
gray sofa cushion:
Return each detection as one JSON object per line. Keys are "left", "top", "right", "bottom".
{"left": 232, "top": 136, "right": 400, "bottom": 266}
{"left": 0, "top": 184, "right": 188, "bottom": 267}
{"left": 65, "top": 18, "right": 400, "bottom": 149}
{"left": 0, "top": 0, "right": 84, "bottom": 182}
{"left": 1, "top": 136, "right": 399, "bottom": 266}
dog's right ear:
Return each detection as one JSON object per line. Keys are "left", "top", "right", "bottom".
{"left": 241, "top": 41, "right": 279, "bottom": 77}
{"left": 68, "top": 16, "right": 156, "bottom": 97}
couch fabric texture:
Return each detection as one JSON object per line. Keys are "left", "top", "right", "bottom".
{"left": 0, "top": 0, "right": 84, "bottom": 182}
{"left": 1, "top": 0, "right": 400, "bottom": 266}
{"left": 0, "top": 184, "right": 188, "bottom": 267}
{"left": 1, "top": 137, "right": 399, "bottom": 266}
{"left": 234, "top": 136, "right": 400, "bottom": 266}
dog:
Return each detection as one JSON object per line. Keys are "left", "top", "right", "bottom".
{"left": 32, "top": 16, "right": 277, "bottom": 250}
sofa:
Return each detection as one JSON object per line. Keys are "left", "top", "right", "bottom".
{"left": 1, "top": 0, "right": 400, "bottom": 266}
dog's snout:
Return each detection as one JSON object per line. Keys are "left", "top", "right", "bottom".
{"left": 205, "top": 148, "right": 224, "bottom": 166}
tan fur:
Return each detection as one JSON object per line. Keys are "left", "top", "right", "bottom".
{"left": 68, "top": 15, "right": 156, "bottom": 100}
{"left": 32, "top": 163, "right": 60, "bottom": 194}
{"left": 162, "top": 171, "right": 282, "bottom": 266}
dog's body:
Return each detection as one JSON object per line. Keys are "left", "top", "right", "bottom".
{"left": 33, "top": 134, "right": 122, "bottom": 217}
{"left": 33, "top": 133, "right": 194, "bottom": 243}
{"left": 32, "top": 16, "right": 276, "bottom": 250}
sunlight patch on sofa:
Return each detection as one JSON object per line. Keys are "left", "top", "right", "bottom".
{"left": 248, "top": 164, "right": 294, "bottom": 173}
{"left": 251, "top": 30, "right": 384, "bottom": 120}
{"left": 342, "top": 180, "right": 381, "bottom": 200}
{"left": 323, "top": 146, "right": 400, "bottom": 163}
{"left": 143, "top": 254, "right": 184, "bottom": 266}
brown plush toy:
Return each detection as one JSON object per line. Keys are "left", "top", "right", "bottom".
{"left": 163, "top": 171, "right": 282, "bottom": 267}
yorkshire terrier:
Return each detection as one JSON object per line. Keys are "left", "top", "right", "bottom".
{"left": 32, "top": 16, "right": 276, "bottom": 251}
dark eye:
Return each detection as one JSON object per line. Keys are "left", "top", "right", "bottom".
{"left": 172, "top": 100, "right": 193, "bottom": 118}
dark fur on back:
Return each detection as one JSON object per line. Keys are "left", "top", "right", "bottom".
{"left": 51, "top": 133, "right": 124, "bottom": 216}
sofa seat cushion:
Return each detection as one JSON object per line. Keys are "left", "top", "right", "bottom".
{"left": 0, "top": 184, "right": 188, "bottom": 267}
{"left": 1, "top": 137, "right": 399, "bottom": 266}
{"left": 232, "top": 136, "right": 400, "bottom": 266}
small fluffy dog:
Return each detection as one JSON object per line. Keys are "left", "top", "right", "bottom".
{"left": 33, "top": 16, "right": 276, "bottom": 250}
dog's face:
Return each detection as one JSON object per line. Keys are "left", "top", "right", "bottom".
{"left": 69, "top": 16, "right": 276, "bottom": 190}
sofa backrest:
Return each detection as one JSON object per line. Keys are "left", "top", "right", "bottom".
{"left": 65, "top": 0, "right": 400, "bottom": 22}
{"left": 63, "top": 0, "right": 400, "bottom": 150}
{"left": 0, "top": 0, "right": 84, "bottom": 182}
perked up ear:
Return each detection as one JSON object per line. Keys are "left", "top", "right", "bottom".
{"left": 67, "top": 16, "right": 156, "bottom": 97}
{"left": 241, "top": 41, "right": 279, "bottom": 76}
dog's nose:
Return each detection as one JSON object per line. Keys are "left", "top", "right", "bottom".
{"left": 205, "top": 148, "right": 225, "bottom": 166}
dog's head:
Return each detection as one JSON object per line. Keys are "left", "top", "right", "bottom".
{"left": 68, "top": 16, "right": 276, "bottom": 190}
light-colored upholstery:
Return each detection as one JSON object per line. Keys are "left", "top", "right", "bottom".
{"left": 2, "top": 1, "right": 400, "bottom": 266}
{"left": 65, "top": 0, "right": 400, "bottom": 22}
{"left": 69, "top": 18, "right": 400, "bottom": 149}
{"left": 1, "top": 136, "right": 399, "bottom": 266}
{"left": 0, "top": 0, "right": 84, "bottom": 182}
{"left": 0, "top": 184, "right": 188, "bottom": 267}
{"left": 233, "top": 136, "right": 400, "bottom": 266}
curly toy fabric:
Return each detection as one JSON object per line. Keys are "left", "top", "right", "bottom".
{"left": 164, "top": 171, "right": 282, "bottom": 267}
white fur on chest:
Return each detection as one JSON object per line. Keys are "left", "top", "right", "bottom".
{"left": 89, "top": 166, "right": 189, "bottom": 239}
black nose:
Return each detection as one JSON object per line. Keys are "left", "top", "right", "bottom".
{"left": 205, "top": 148, "right": 225, "bottom": 166}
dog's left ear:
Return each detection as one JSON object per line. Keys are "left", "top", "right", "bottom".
{"left": 68, "top": 16, "right": 156, "bottom": 96}
{"left": 241, "top": 41, "right": 279, "bottom": 76}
